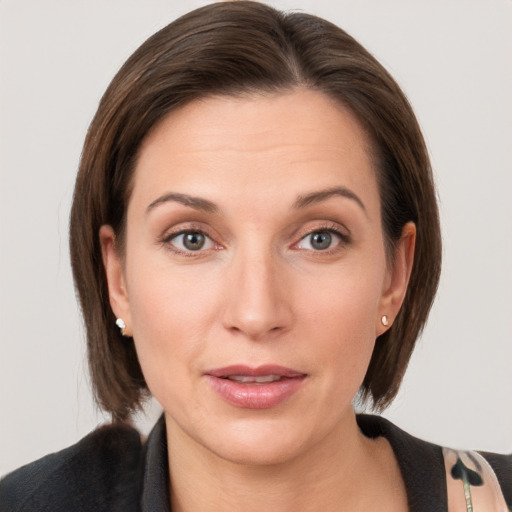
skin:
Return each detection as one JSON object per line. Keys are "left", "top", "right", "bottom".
{"left": 101, "top": 89, "right": 415, "bottom": 511}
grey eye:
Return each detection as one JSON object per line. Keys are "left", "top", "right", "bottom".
{"left": 297, "top": 230, "right": 343, "bottom": 251}
{"left": 169, "top": 231, "right": 214, "bottom": 252}
{"left": 309, "top": 231, "right": 332, "bottom": 250}
{"left": 182, "top": 232, "right": 206, "bottom": 250}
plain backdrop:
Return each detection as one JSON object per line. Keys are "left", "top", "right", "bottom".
{"left": 1, "top": 0, "right": 511, "bottom": 477}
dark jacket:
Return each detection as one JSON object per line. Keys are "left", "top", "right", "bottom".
{"left": 1, "top": 415, "right": 510, "bottom": 512}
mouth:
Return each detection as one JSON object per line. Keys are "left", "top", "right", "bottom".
{"left": 204, "top": 365, "right": 307, "bottom": 409}
{"left": 220, "top": 374, "right": 286, "bottom": 384}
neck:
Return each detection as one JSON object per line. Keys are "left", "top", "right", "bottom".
{"left": 165, "top": 411, "right": 406, "bottom": 512}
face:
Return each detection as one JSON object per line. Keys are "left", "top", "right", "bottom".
{"left": 101, "top": 89, "right": 414, "bottom": 466}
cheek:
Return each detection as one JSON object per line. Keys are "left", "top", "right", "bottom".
{"left": 125, "top": 260, "right": 223, "bottom": 390}
{"left": 304, "top": 290, "right": 377, "bottom": 361}
{"left": 297, "top": 256, "right": 384, "bottom": 332}
{"left": 129, "top": 252, "right": 222, "bottom": 328}
{"left": 294, "top": 261, "right": 384, "bottom": 377}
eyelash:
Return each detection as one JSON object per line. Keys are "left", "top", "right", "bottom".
{"left": 160, "top": 223, "right": 351, "bottom": 257}
{"left": 160, "top": 225, "right": 221, "bottom": 257}
{"left": 294, "top": 224, "right": 351, "bottom": 255}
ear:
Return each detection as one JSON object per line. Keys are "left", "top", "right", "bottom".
{"left": 99, "top": 225, "right": 132, "bottom": 336}
{"left": 376, "top": 222, "right": 416, "bottom": 336}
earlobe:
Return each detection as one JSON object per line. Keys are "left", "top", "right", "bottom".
{"left": 377, "top": 222, "right": 416, "bottom": 336}
{"left": 99, "top": 225, "right": 132, "bottom": 336}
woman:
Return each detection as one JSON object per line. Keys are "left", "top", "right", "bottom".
{"left": 1, "top": 2, "right": 510, "bottom": 511}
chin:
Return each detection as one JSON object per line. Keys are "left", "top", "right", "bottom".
{"left": 189, "top": 413, "right": 323, "bottom": 467}
{"left": 210, "top": 428, "right": 308, "bottom": 467}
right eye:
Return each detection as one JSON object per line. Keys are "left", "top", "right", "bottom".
{"left": 167, "top": 230, "right": 215, "bottom": 252}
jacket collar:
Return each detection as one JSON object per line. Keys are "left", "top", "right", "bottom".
{"left": 141, "top": 415, "right": 171, "bottom": 512}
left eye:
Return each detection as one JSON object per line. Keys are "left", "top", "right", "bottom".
{"left": 168, "top": 231, "right": 215, "bottom": 252}
{"left": 297, "top": 230, "right": 342, "bottom": 251}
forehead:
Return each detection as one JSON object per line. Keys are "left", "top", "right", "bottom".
{"left": 131, "top": 89, "right": 379, "bottom": 214}
{"left": 140, "top": 89, "right": 372, "bottom": 158}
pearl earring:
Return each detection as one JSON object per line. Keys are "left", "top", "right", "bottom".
{"left": 381, "top": 315, "right": 389, "bottom": 326}
{"left": 116, "top": 318, "right": 128, "bottom": 336}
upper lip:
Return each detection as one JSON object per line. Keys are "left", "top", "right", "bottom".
{"left": 205, "top": 365, "right": 306, "bottom": 378}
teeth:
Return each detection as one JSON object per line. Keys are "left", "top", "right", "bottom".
{"left": 227, "top": 375, "right": 282, "bottom": 383}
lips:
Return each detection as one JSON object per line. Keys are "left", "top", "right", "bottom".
{"left": 205, "top": 365, "right": 307, "bottom": 409}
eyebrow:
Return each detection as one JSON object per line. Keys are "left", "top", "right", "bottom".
{"left": 146, "top": 192, "right": 218, "bottom": 214}
{"left": 293, "top": 186, "right": 367, "bottom": 214}
{"left": 146, "top": 186, "right": 366, "bottom": 216}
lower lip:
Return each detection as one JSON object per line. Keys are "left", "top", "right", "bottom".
{"left": 205, "top": 375, "right": 306, "bottom": 409}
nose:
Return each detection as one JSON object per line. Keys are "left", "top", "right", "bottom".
{"left": 221, "top": 247, "right": 293, "bottom": 340}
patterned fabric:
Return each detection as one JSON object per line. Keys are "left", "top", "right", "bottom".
{"left": 443, "top": 448, "right": 510, "bottom": 512}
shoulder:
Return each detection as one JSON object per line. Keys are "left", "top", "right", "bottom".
{"left": 0, "top": 422, "right": 143, "bottom": 512}
{"left": 357, "top": 414, "right": 512, "bottom": 510}
{"left": 477, "top": 450, "right": 512, "bottom": 507}
{"left": 479, "top": 450, "right": 512, "bottom": 492}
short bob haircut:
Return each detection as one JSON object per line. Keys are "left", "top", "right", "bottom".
{"left": 70, "top": 1, "right": 441, "bottom": 421}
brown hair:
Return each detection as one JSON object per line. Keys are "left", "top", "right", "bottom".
{"left": 70, "top": 1, "right": 441, "bottom": 420}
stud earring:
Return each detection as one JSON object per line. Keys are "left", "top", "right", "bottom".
{"left": 381, "top": 315, "right": 389, "bottom": 326}
{"left": 116, "top": 318, "right": 128, "bottom": 337}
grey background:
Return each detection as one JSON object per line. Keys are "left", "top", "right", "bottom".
{"left": 1, "top": 0, "right": 511, "bottom": 476}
